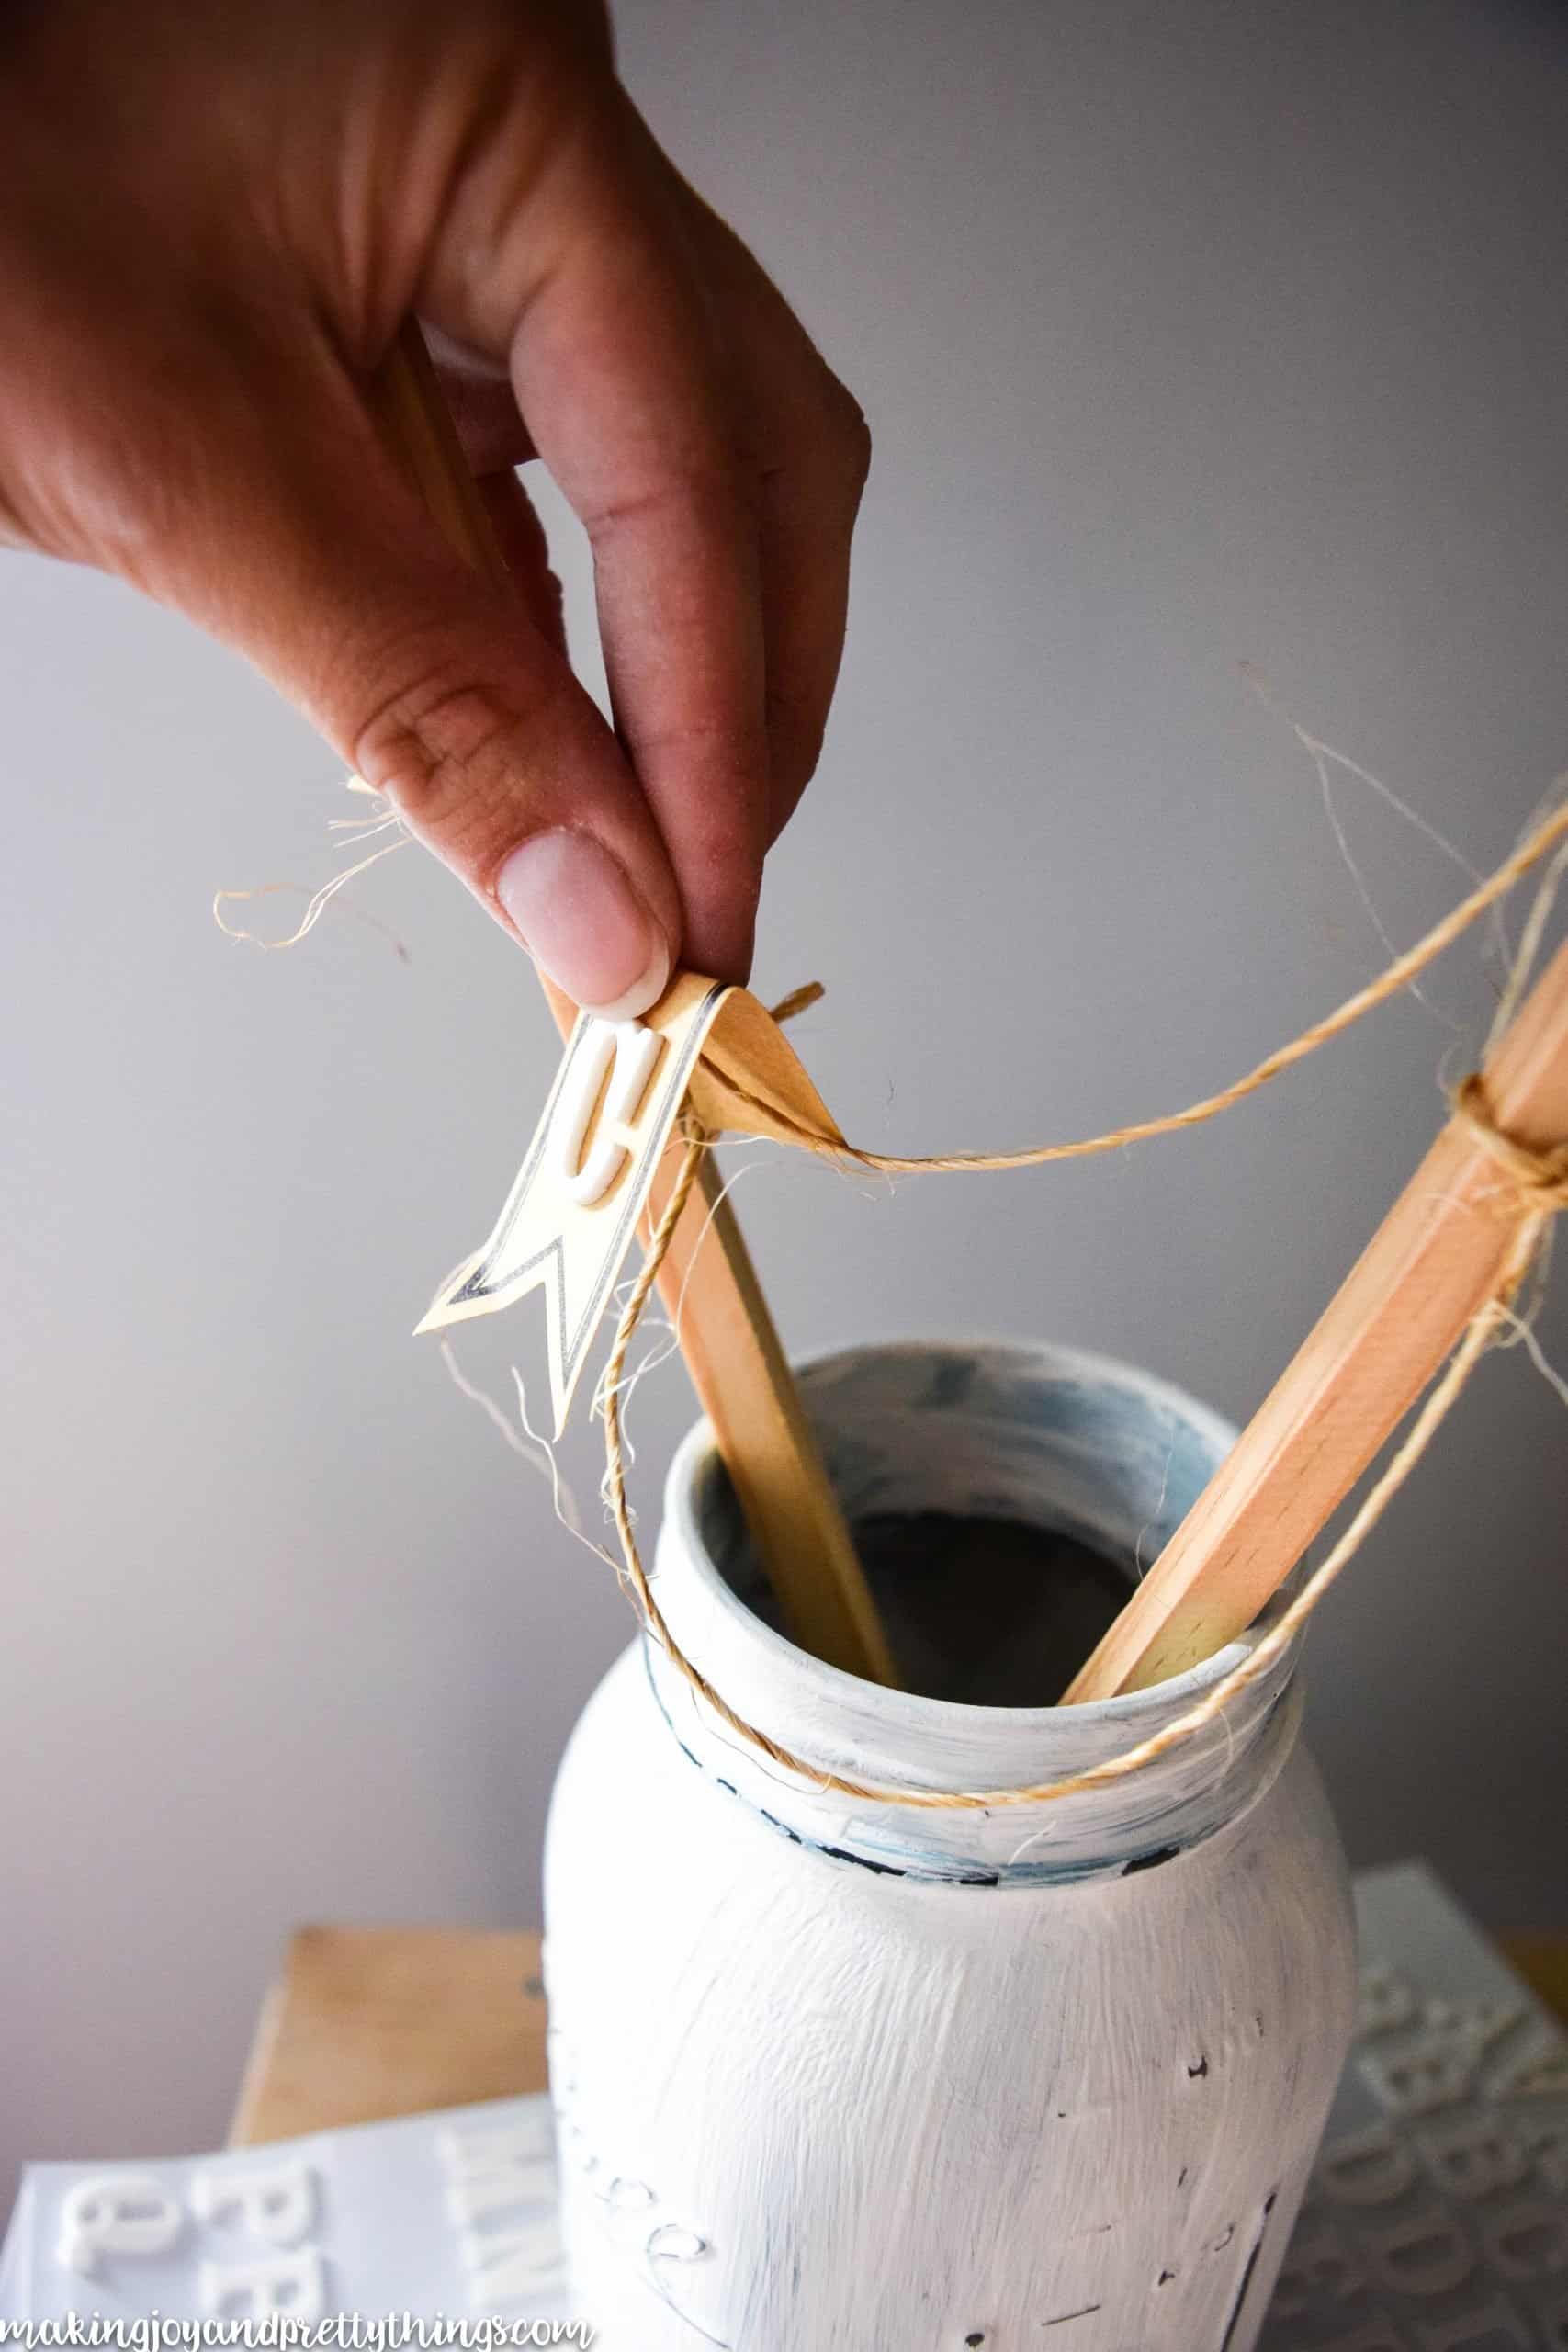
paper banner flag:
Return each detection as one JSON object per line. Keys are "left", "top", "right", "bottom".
{"left": 416, "top": 973, "right": 844, "bottom": 1434}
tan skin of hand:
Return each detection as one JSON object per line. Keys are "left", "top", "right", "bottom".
{"left": 0, "top": 0, "right": 870, "bottom": 1012}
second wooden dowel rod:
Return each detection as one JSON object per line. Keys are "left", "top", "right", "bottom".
{"left": 1066, "top": 933, "right": 1568, "bottom": 1702}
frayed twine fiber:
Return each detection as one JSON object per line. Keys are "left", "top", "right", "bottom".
{"left": 213, "top": 779, "right": 412, "bottom": 956}
{"left": 601, "top": 794, "right": 1568, "bottom": 1810}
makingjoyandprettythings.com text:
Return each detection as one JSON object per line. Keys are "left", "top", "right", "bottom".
{"left": 0, "top": 2322, "right": 592, "bottom": 2350}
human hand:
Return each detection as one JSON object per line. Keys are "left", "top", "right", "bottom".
{"left": 0, "top": 0, "right": 869, "bottom": 1012}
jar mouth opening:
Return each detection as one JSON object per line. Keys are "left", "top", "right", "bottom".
{"left": 660, "top": 1335, "right": 1296, "bottom": 1736}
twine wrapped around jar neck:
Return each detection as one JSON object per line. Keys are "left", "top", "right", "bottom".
{"left": 644, "top": 1340, "right": 1313, "bottom": 1881}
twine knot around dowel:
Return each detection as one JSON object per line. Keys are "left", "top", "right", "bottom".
{"left": 599, "top": 877, "right": 1568, "bottom": 1811}
{"left": 1451, "top": 1071, "right": 1568, "bottom": 1220}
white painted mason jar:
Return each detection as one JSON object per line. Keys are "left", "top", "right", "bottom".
{"left": 544, "top": 1340, "right": 1357, "bottom": 2350}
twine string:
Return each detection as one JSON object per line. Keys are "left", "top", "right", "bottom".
{"left": 596, "top": 795, "right": 1568, "bottom": 1811}
{"left": 1451, "top": 1070, "right": 1568, "bottom": 1212}
{"left": 714, "top": 797, "right": 1568, "bottom": 1178}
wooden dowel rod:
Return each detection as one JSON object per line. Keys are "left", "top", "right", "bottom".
{"left": 1065, "top": 933, "right": 1568, "bottom": 1702}
{"left": 368, "top": 322, "right": 897, "bottom": 1688}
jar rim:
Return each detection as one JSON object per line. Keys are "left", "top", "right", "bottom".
{"left": 660, "top": 1331, "right": 1291, "bottom": 1739}
{"left": 649, "top": 1335, "right": 1305, "bottom": 1875}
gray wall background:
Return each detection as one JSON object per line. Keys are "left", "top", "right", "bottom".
{"left": 4, "top": 0, "right": 1565, "bottom": 2206}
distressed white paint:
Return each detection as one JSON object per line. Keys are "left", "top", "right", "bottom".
{"left": 544, "top": 1341, "right": 1358, "bottom": 2349}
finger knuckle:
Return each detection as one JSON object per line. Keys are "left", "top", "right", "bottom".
{"left": 839, "top": 398, "right": 874, "bottom": 493}
{"left": 350, "top": 638, "right": 535, "bottom": 865}
{"left": 815, "top": 373, "right": 872, "bottom": 495}
{"left": 764, "top": 684, "right": 827, "bottom": 783}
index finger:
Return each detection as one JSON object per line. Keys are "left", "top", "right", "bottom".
{"left": 502, "top": 109, "right": 771, "bottom": 985}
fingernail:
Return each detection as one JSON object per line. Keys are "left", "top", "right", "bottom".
{"left": 496, "top": 830, "right": 671, "bottom": 1020}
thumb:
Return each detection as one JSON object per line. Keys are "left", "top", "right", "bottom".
{"left": 149, "top": 340, "right": 682, "bottom": 1020}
